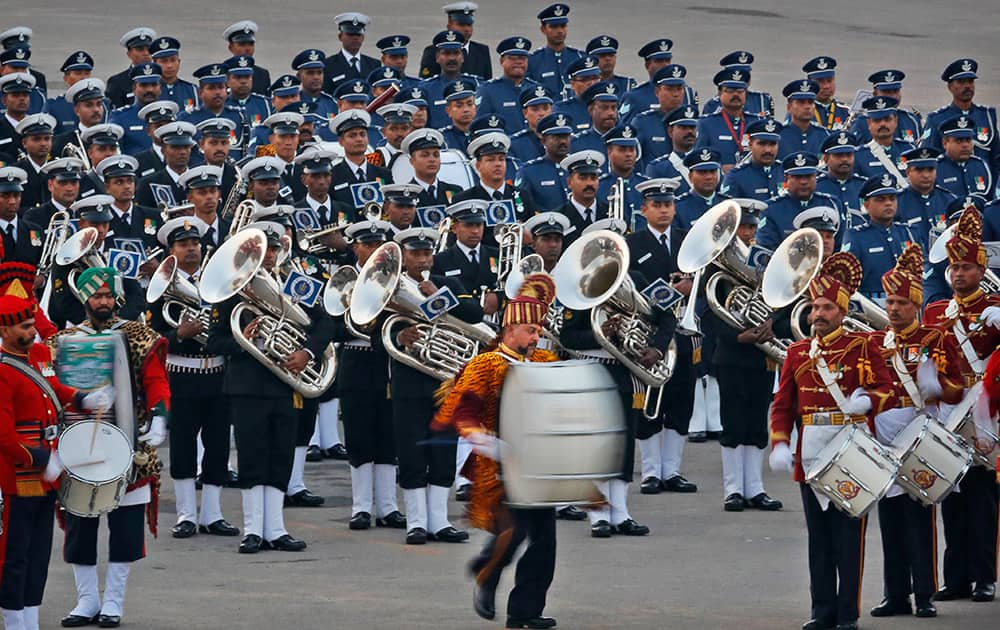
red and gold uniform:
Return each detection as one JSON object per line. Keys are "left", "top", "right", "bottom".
{"left": 432, "top": 274, "right": 561, "bottom": 625}
{"left": 770, "top": 253, "right": 897, "bottom": 628}
{"left": 921, "top": 208, "right": 1000, "bottom": 599}
{"left": 0, "top": 296, "right": 81, "bottom": 628}
{"left": 865, "top": 243, "right": 963, "bottom": 615}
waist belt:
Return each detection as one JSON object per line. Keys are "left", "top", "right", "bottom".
{"left": 166, "top": 354, "right": 225, "bottom": 374}
{"left": 343, "top": 341, "right": 373, "bottom": 351}
{"left": 801, "top": 412, "right": 868, "bottom": 426}
{"left": 897, "top": 395, "right": 914, "bottom": 409}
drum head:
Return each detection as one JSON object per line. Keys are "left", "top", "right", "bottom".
{"left": 58, "top": 421, "right": 133, "bottom": 482}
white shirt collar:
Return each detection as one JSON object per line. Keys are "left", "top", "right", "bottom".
{"left": 152, "top": 144, "right": 164, "bottom": 160}
{"left": 456, "top": 240, "right": 479, "bottom": 258}
{"left": 165, "top": 165, "right": 185, "bottom": 184}
{"left": 341, "top": 50, "right": 358, "bottom": 65}
{"left": 51, "top": 199, "right": 68, "bottom": 212}
{"left": 480, "top": 181, "right": 505, "bottom": 198}
{"left": 570, "top": 197, "right": 595, "bottom": 221}
{"left": 4, "top": 113, "right": 21, "bottom": 128}
{"left": 0, "top": 216, "right": 16, "bottom": 231}
{"left": 306, "top": 194, "right": 330, "bottom": 212}
{"left": 415, "top": 176, "right": 439, "bottom": 191}
{"left": 647, "top": 223, "right": 670, "bottom": 246}
{"left": 114, "top": 202, "right": 134, "bottom": 221}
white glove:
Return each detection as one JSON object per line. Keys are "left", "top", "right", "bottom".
{"left": 466, "top": 431, "right": 503, "bottom": 461}
{"left": 980, "top": 306, "right": 1000, "bottom": 329}
{"left": 916, "top": 358, "right": 944, "bottom": 401}
{"left": 138, "top": 416, "right": 166, "bottom": 447}
{"left": 874, "top": 408, "right": 915, "bottom": 446}
{"left": 845, "top": 388, "right": 872, "bottom": 415}
{"left": 81, "top": 385, "right": 115, "bottom": 412}
{"left": 768, "top": 442, "right": 794, "bottom": 473}
{"left": 43, "top": 450, "right": 64, "bottom": 482}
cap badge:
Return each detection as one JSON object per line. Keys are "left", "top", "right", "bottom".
{"left": 881, "top": 174, "right": 893, "bottom": 187}
{"left": 491, "top": 140, "right": 500, "bottom": 148}
{"left": 816, "top": 58, "right": 828, "bottom": 70}
{"left": 353, "top": 81, "right": 364, "bottom": 93}
{"left": 700, "top": 149, "right": 712, "bottom": 161}
{"left": 585, "top": 156, "right": 595, "bottom": 166}
{"left": 281, "top": 76, "right": 293, "bottom": 87}
{"left": 76, "top": 52, "right": 87, "bottom": 63}
{"left": 412, "top": 88, "right": 423, "bottom": 98}
{"left": 308, "top": 50, "right": 319, "bottom": 62}
{"left": 424, "top": 132, "right": 434, "bottom": 142}
{"left": 737, "top": 52, "right": 749, "bottom": 63}
{"left": 884, "top": 72, "right": 895, "bottom": 82}
{"left": 446, "top": 31, "right": 457, "bottom": 42}
{"left": 515, "top": 38, "right": 526, "bottom": 49}
{"left": 794, "top": 154, "right": 806, "bottom": 167}
{"left": 731, "top": 70, "right": 742, "bottom": 81}
{"left": 659, "top": 183, "right": 669, "bottom": 193}
{"left": 454, "top": 81, "right": 465, "bottom": 92}
{"left": 158, "top": 39, "right": 169, "bottom": 50}
{"left": 961, "top": 60, "right": 973, "bottom": 72}
{"left": 800, "top": 81, "right": 811, "bottom": 92}
{"left": 765, "top": 120, "right": 777, "bottom": 133}
{"left": 874, "top": 97, "right": 885, "bottom": 109}
{"left": 244, "top": 27, "right": 252, "bottom": 34}
{"left": 622, "top": 126, "right": 633, "bottom": 138}
{"left": 382, "top": 67, "right": 394, "bottom": 78}
{"left": 352, "top": 17, "right": 359, "bottom": 26}
{"left": 659, "top": 41, "right": 670, "bottom": 52}
{"left": 837, "top": 132, "right": 848, "bottom": 144}
{"left": 584, "top": 58, "right": 595, "bottom": 68}
{"left": 534, "top": 85, "right": 546, "bottom": 97}
{"left": 547, "top": 215, "right": 556, "bottom": 225}
{"left": 238, "top": 57, "right": 249, "bottom": 67}
{"left": 142, "top": 64, "right": 153, "bottom": 75}
{"left": 957, "top": 116, "right": 969, "bottom": 129}
{"left": 600, "top": 36, "right": 611, "bottom": 46}
{"left": 5, "top": 173, "right": 13, "bottom": 182}
{"left": 488, "top": 115, "right": 500, "bottom": 127}
{"left": 117, "top": 160, "right": 126, "bottom": 169}
{"left": 14, "top": 49, "right": 25, "bottom": 60}
{"left": 683, "top": 107, "right": 695, "bottom": 118}
{"left": 553, "top": 5, "right": 565, "bottom": 16}
{"left": 919, "top": 149, "right": 930, "bottom": 159}
{"left": 210, "top": 65, "right": 221, "bottom": 75}
{"left": 671, "top": 66, "right": 683, "bottom": 78}
{"left": 555, "top": 114, "right": 566, "bottom": 127}
{"left": 605, "top": 84, "right": 615, "bottom": 94}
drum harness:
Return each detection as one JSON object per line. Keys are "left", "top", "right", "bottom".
{"left": 882, "top": 330, "right": 925, "bottom": 410}
{"left": 808, "top": 338, "right": 854, "bottom": 423}
{"left": 0, "top": 353, "right": 64, "bottom": 443}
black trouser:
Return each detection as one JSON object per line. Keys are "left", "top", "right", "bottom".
{"left": 341, "top": 387, "right": 395, "bottom": 467}
{"left": 636, "top": 353, "right": 695, "bottom": 439}
{"left": 877, "top": 495, "right": 937, "bottom": 601}
{"left": 64, "top": 504, "right": 146, "bottom": 565}
{"left": 169, "top": 395, "right": 231, "bottom": 484}
{"left": 717, "top": 364, "right": 771, "bottom": 448}
{"left": 0, "top": 494, "right": 55, "bottom": 609}
{"left": 296, "top": 397, "right": 319, "bottom": 447}
{"left": 393, "top": 395, "right": 456, "bottom": 489}
{"left": 231, "top": 395, "right": 297, "bottom": 491}
{"left": 800, "top": 484, "right": 867, "bottom": 625}
{"left": 471, "top": 507, "right": 557, "bottom": 620}
{"left": 941, "top": 466, "right": 999, "bottom": 588}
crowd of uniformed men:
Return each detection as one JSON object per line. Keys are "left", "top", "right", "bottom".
{"left": 0, "top": 2, "right": 998, "bottom": 629}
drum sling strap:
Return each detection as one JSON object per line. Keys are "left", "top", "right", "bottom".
{"left": 0, "top": 353, "right": 64, "bottom": 422}
{"left": 882, "top": 331, "right": 925, "bottom": 409}
{"left": 809, "top": 338, "right": 852, "bottom": 415}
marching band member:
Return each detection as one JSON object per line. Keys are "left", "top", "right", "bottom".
{"left": 702, "top": 199, "right": 783, "bottom": 512}
{"left": 0, "top": 295, "right": 109, "bottom": 630}
{"left": 432, "top": 273, "right": 561, "bottom": 629}
{"left": 206, "top": 222, "right": 333, "bottom": 553}
{"left": 240, "top": 156, "right": 290, "bottom": 211}
{"left": 922, "top": 207, "right": 999, "bottom": 603}
{"left": 178, "top": 165, "right": 227, "bottom": 248}
{"left": 432, "top": 200, "right": 499, "bottom": 316}
{"left": 334, "top": 220, "right": 405, "bottom": 530}
{"left": 51, "top": 267, "right": 169, "bottom": 629}
{"left": 193, "top": 118, "right": 239, "bottom": 203}
{"left": 523, "top": 212, "right": 570, "bottom": 274}
{"left": 373, "top": 227, "right": 483, "bottom": 545}
{"left": 769, "top": 252, "right": 897, "bottom": 630}
{"left": 146, "top": 217, "right": 239, "bottom": 539}
{"left": 560, "top": 218, "right": 658, "bottom": 537}
{"left": 379, "top": 183, "right": 422, "bottom": 234}
{"left": 867, "top": 243, "right": 964, "bottom": 618}
{"left": 628, "top": 178, "right": 698, "bottom": 494}
{"left": 328, "top": 110, "right": 393, "bottom": 216}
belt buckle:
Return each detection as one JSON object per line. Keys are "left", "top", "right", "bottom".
{"left": 44, "top": 425, "right": 59, "bottom": 441}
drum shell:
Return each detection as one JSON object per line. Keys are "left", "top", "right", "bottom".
{"left": 945, "top": 399, "right": 1000, "bottom": 470}
{"left": 805, "top": 424, "right": 900, "bottom": 518}
{"left": 56, "top": 421, "right": 134, "bottom": 517}
{"left": 891, "top": 414, "right": 973, "bottom": 505}
{"left": 499, "top": 360, "right": 625, "bottom": 507}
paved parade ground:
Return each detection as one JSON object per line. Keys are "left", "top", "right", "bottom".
{"left": 10, "top": 0, "right": 998, "bottom": 627}
{"left": 40, "top": 438, "right": 999, "bottom": 629}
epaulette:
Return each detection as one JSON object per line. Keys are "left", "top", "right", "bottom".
{"left": 523, "top": 156, "right": 544, "bottom": 166}
{"left": 509, "top": 129, "right": 528, "bottom": 139}
{"left": 674, "top": 191, "right": 693, "bottom": 202}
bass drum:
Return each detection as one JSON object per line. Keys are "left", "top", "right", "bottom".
{"left": 390, "top": 148, "right": 476, "bottom": 191}
{"left": 57, "top": 421, "right": 134, "bottom": 517}
{"left": 499, "top": 360, "right": 625, "bottom": 507}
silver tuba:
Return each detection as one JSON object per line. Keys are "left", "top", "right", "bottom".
{"left": 38, "top": 210, "right": 72, "bottom": 273}
{"left": 199, "top": 229, "right": 337, "bottom": 398}
{"left": 553, "top": 229, "right": 676, "bottom": 418}
{"left": 146, "top": 255, "right": 211, "bottom": 345}
{"left": 54, "top": 227, "right": 109, "bottom": 304}
{"left": 760, "top": 228, "right": 825, "bottom": 325}
{"left": 349, "top": 241, "right": 495, "bottom": 381}
{"left": 680, "top": 200, "right": 793, "bottom": 361}
{"left": 323, "top": 265, "right": 370, "bottom": 341}
{"left": 227, "top": 199, "right": 258, "bottom": 237}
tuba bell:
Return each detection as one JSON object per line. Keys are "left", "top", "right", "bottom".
{"left": 349, "top": 241, "right": 495, "bottom": 381}
{"left": 553, "top": 229, "right": 676, "bottom": 417}
{"left": 760, "top": 227, "right": 825, "bottom": 330}
{"left": 54, "top": 227, "right": 110, "bottom": 304}
{"left": 322, "top": 265, "right": 371, "bottom": 341}
{"left": 680, "top": 200, "right": 794, "bottom": 361}
{"left": 146, "top": 255, "right": 211, "bottom": 345}
{"left": 227, "top": 199, "right": 259, "bottom": 237}
{"left": 198, "top": 229, "right": 337, "bottom": 398}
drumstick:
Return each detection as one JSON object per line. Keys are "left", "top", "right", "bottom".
{"left": 88, "top": 406, "right": 106, "bottom": 455}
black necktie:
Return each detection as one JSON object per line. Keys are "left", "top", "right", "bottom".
{"left": 584, "top": 208, "right": 593, "bottom": 223}
{"left": 469, "top": 250, "right": 478, "bottom": 265}
{"left": 205, "top": 226, "right": 216, "bottom": 244}
{"left": 660, "top": 232, "right": 670, "bottom": 255}
{"left": 4, "top": 223, "right": 14, "bottom": 244}
{"left": 350, "top": 57, "right": 359, "bottom": 74}
{"left": 356, "top": 167, "right": 365, "bottom": 182}
{"left": 318, "top": 205, "right": 329, "bottom": 224}
{"left": 428, "top": 185, "right": 436, "bottom": 200}
{"left": 492, "top": 190, "right": 503, "bottom": 201}
{"left": 121, "top": 213, "right": 130, "bottom": 227}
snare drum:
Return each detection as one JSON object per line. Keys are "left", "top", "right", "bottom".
{"left": 499, "top": 360, "right": 625, "bottom": 507}
{"left": 805, "top": 424, "right": 900, "bottom": 518}
{"left": 890, "top": 414, "right": 973, "bottom": 505}
{"left": 943, "top": 382, "right": 1000, "bottom": 470}
{"left": 57, "top": 421, "right": 134, "bottom": 517}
